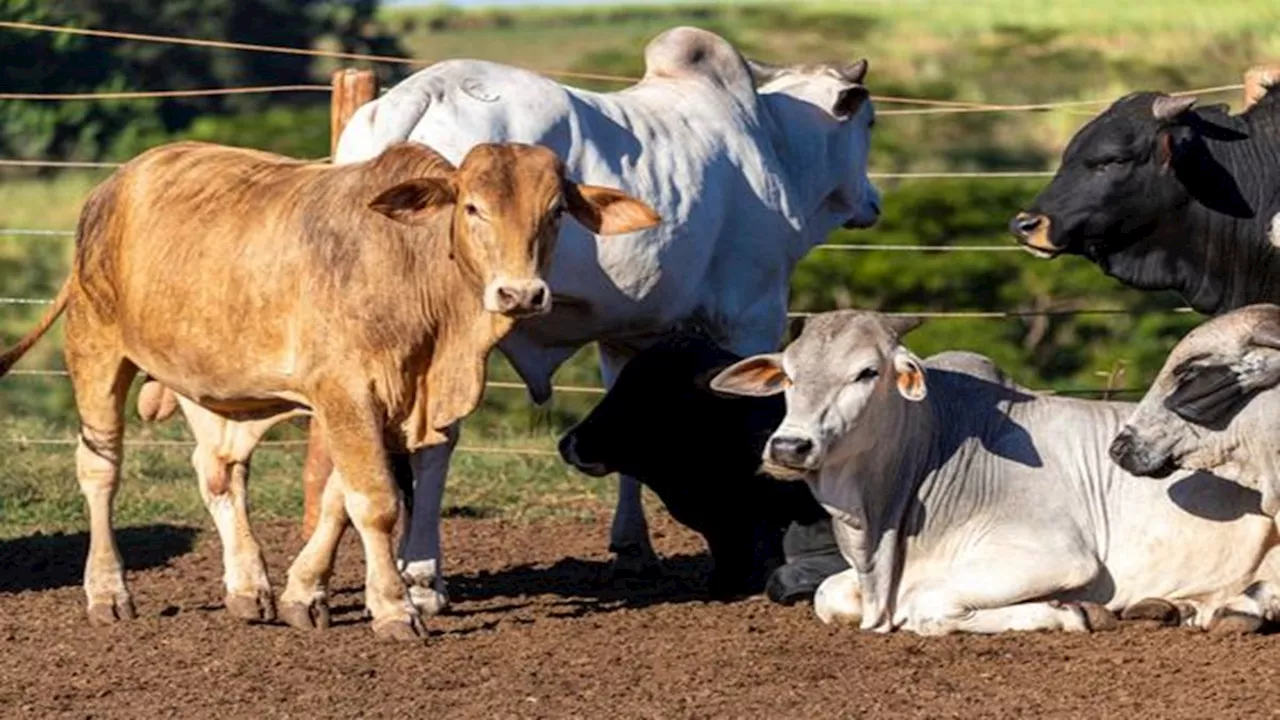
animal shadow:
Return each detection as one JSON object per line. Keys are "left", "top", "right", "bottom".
{"left": 0, "top": 524, "right": 198, "bottom": 594}
{"left": 447, "top": 551, "right": 734, "bottom": 614}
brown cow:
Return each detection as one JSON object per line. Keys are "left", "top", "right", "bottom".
{"left": 0, "top": 139, "right": 659, "bottom": 641}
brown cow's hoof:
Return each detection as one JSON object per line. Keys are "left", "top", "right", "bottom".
{"left": 1208, "top": 609, "right": 1265, "bottom": 635}
{"left": 86, "top": 595, "right": 136, "bottom": 626}
{"left": 226, "top": 591, "right": 277, "bottom": 623}
{"left": 371, "top": 613, "right": 427, "bottom": 643}
{"left": 1121, "top": 598, "right": 1181, "bottom": 627}
{"left": 279, "top": 598, "right": 330, "bottom": 631}
{"left": 1073, "top": 601, "right": 1119, "bottom": 632}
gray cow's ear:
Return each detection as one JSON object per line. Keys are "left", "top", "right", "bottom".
{"left": 892, "top": 347, "right": 928, "bottom": 402}
{"left": 1152, "top": 94, "right": 1197, "bottom": 123}
{"left": 709, "top": 353, "right": 790, "bottom": 397}
{"left": 1163, "top": 362, "right": 1250, "bottom": 429}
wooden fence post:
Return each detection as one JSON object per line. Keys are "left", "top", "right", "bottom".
{"left": 329, "top": 68, "right": 379, "bottom": 158}
{"left": 1244, "top": 65, "right": 1280, "bottom": 111}
{"left": 300, "top": 68, "right": 379, "bottom": 541}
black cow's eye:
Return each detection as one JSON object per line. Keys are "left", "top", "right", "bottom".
{"left": 856, "top": 367, "right": 879, "bottom": 382}
{"left": 465, "top": 203, "right": 480, "bottom": 216}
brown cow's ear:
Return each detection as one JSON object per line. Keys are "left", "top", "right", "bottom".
{"left": 565, "top": 182, "right": 662, "bottom": 236}
{"left": 369, "top": 178, "right": 456, "bottom": 225}
{"left": 709, "top": 353, "right": 790, "bottom": 397}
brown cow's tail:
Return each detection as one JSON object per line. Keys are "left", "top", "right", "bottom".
{"left": 0, "top": 276, "right": 72, "bottom": 378}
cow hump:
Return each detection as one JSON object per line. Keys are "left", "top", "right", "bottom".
{"left": 641, "top": 26, "right": 755, "bottom": 97}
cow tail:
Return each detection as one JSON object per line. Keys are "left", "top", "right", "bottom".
{"left": 0, "top": 274, "right": 73, "bottom": 377}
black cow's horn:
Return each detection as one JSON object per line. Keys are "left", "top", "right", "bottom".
{"left": 1152, "top": 94, "right": 1197, "bottom": 122}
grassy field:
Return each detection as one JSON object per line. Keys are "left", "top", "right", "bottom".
{"left": 3, "top": 0, "right": 1280, "bottom": 538}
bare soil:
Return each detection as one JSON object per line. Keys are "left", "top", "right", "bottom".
{"left": 2, "top": 510, "right": 1278, "bottom": 719}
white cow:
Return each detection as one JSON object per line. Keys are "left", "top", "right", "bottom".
{"left": 710, "top": 310, "right": 1280, "bottom": 635}
{"left": 332, "top": 25, "right": 881, "bottom": 612}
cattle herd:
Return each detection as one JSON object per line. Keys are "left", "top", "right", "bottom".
{"left": 3, "top": 25, "right": 1280, "bottom": 643}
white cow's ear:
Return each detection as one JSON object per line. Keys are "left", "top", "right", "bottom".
{"left": 564, "top": 182, "right": 662, "bottom": 236}
{"left": 710, "top": 353, "right": 790, "bottom": 397}
{"left": 368, "top": 177, "right": 456, "bottom": 225}
{"left": 893, "top": 348, "right": 927, "bottom": 402}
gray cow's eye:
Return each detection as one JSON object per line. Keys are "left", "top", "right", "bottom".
{"left": 855, "top": 367, "right": 879, "bottom": 382}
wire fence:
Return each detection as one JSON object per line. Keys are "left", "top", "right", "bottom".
{"left": 0, "top": 20, "right": 1252, "bottom": 113}
{"left": 0, "top": 18, "right": 1238, "bottom": 455}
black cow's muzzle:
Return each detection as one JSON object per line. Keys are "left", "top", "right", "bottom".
{"left": 558, "top": 433, "right": 612, "bottom": 477}
{"left": 1009, "top": 212, "right": 1064, "bottom": 258}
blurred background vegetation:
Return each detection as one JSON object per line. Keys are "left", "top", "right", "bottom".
{"left": 2, "top": 0, "right": 1278, "bottom": 535}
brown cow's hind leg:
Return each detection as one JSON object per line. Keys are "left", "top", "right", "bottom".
{"left": 66, "top": 340, "right": 137, "bottom": 626}
{"left": 175, "top": 397, "right": 277, "bottom": 622}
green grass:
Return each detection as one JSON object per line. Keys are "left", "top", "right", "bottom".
{"left": 0, "top": 410, "right": 622, "bottom": 540}
{"left": 5, "top": 0, "right": 1280, "bottom": 536}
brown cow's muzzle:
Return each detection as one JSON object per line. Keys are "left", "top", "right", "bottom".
{"left": 1009, "top": 212, "right": 1062, "bottom": 258}
{"left": 485, "top": 278, "right": 552, "bottom": 318}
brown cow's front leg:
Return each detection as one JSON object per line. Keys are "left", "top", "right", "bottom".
{"left": 282, "top": 388, "right": 424, "bottom": 642}
{"left": 300, "top": 425, "right": 333, "bottom": 541}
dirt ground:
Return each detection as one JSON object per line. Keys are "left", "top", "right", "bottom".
{"left": 2, "top": 511, "right": 1279, "bottom": 719}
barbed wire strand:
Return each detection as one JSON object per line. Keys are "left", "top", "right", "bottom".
{"left": 0, "top": 85, "right": 330, "bottom": 101}
{"left": 0, "top": 436, "right": 561, "bottom": 456}
{"left": 0, "top": 295, "right": 1195, "bottom": 317}
{"left": 0, "top": 160, "right": 1059, "bottom": 178}
{"left": 0, "top": 20, "right": 1251, "bottom": 114}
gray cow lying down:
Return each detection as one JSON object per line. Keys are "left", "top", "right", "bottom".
{"left": 1113, "top": 303, "right": 1280, "bottom": 524}
{"left": 709, "top": 309, "right": 1280, "bottom": 635}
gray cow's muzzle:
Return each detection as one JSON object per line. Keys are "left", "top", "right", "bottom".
{"left": 1109, "top": 426, "right": 1178, "bottom": 479}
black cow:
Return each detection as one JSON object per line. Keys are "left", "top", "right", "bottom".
{"left": 557, "top": 331, "right": 849, "bottom": 603}
{"left": 1010, "top": 84, "right": 1280, "bottom": 315}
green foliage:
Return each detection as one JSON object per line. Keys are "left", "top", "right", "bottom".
{"left": 0, "top": 0, "right": 407, "bottom": 164}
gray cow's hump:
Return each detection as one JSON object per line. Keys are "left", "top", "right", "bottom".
{"left": 640, "top": 26, "right": 754, "bottom": 94}
{"left": 924, "top": 350, "right": 1021, "bottom": 389}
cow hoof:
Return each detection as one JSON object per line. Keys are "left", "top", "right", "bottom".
{"left": 407, "top": 586, "right": 449, "bottom": 616}
{"left": 279, "top": 598, "right": 331, "bottom": 631}
{"left": 86, "top": 594, "right": 137, "bottom": 626}
{"left": 226, "top": 591, "right": 277, "bottom": 623}
{"left": 1074, "top": 601, "right": 1119, "bottom": 632}
{"left": 1208, "top": 609, "right": 1265, "bottom": 636}
{"left": 1059, "top": 597, "right": 1121, "bottom": 630}
{"left": 400, "top": 561, "right": 450, "bottom": 617}
{"left": 371, "top": 614, "right": 427, "bottom": 643}
{"left": 1121, "top": 598, "right": 1181, "bottom": 627}
{"left": 608, "top": 544, "right": 663, "bottom": 580}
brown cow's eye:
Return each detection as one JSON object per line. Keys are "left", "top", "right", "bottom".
{"left": 465, "top": 203, "right": 480, "bottom": 217}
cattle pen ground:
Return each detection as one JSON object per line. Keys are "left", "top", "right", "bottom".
{"left": 3, "top": 508, "right": 1279, "bottom": 718}
{"left": 7, "top": 6, "right": 1280, "bottom": 718}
